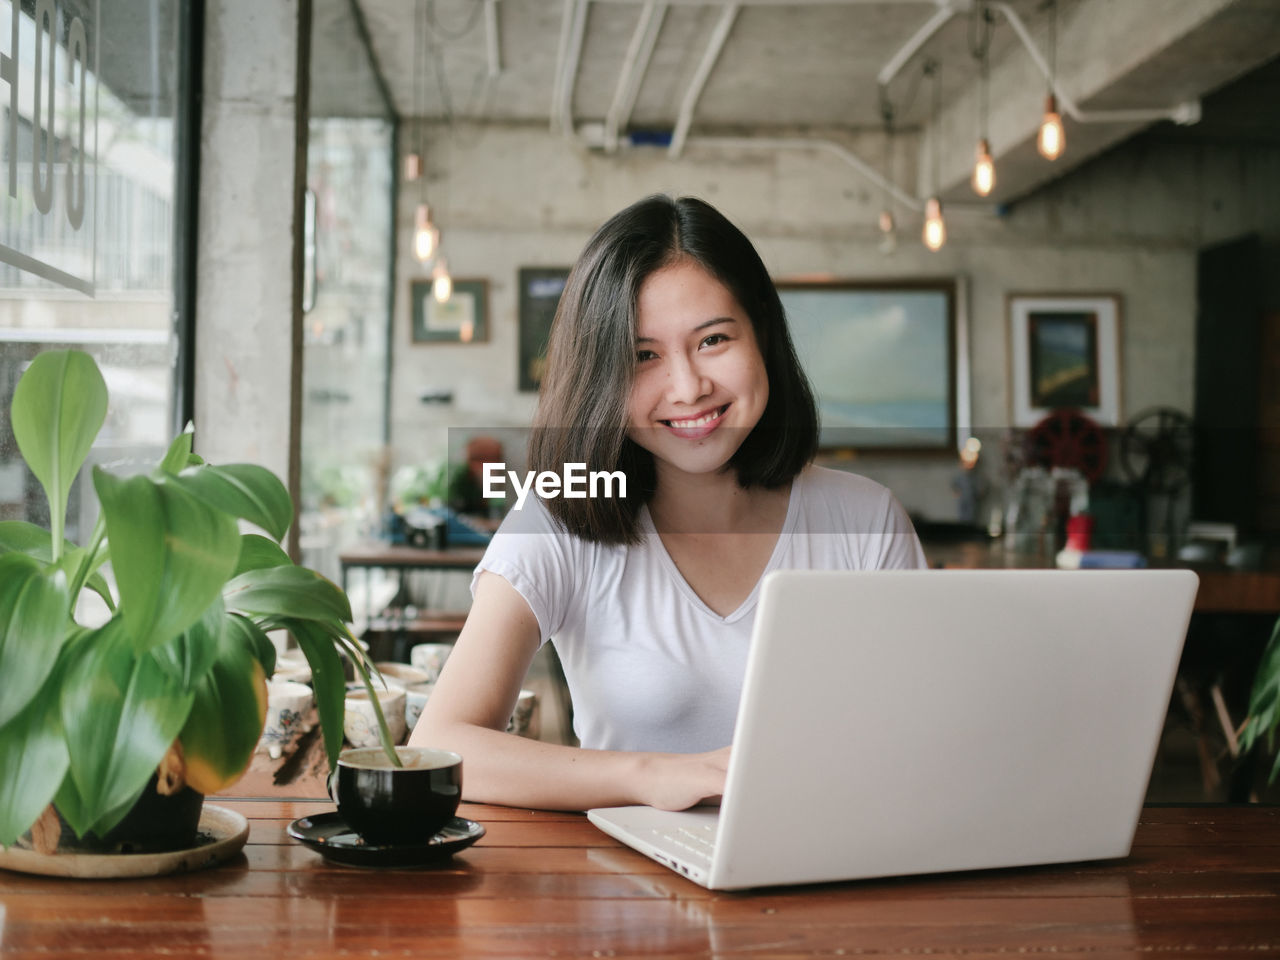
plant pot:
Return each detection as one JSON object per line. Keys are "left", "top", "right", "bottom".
{"left": 17, "top": 775, "right": 205, "bottom": 856}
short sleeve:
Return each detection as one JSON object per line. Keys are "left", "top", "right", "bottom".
{"left": 872, "top": 489, "right": 930, "bottom": 570}
{"left": 470, "top": 498, "right": 581, "bottom": 646}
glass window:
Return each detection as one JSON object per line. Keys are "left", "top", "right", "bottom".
{"left": 0, "top": 0, "right": 187, "bottom": 540}
{"left": 299, "top": 0, "right": 394, "bottom": 583}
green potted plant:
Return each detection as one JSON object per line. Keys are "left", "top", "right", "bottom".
{"left": 1241, "top": 617, "right": 1280, "bottom": 785}
{"left": 0, "top": 350, "right": 397, "bottom": 856}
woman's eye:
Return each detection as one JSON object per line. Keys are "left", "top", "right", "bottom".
{"left": 636, "top": 349, "right": 657, "bottom": 363}
{"left": 700, "top": 333, "right": 729, "bottom": 348}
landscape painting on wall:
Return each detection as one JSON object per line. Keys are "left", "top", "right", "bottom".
{"left": 776, "top": 280, "right": 956, "bottom": 450}
{"left": 1008, "top": 293, "right": 1121, "bottom": 427}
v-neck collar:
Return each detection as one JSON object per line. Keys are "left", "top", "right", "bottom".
{"left": 639, "top": 468, "right": 804, "bottom": 624}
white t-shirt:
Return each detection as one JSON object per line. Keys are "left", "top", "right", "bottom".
{"left": 472, "top": 464, "right": 926, "bottom": 754}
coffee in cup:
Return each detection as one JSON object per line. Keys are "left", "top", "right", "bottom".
{"left": 329, "top": 746, "right": 462, "bottom": 845}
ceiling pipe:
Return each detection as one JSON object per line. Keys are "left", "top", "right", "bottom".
{"left": 604, "top": 1, "right": 668, "bottom": 152}
{"left": 993, "top": 1, "right": 1199, "bottom": 126}
{"left": 685, "top": 135, "right": 925, "bottom": 211}
{"left": 484, "top": 0, "right": 502, "bottom": 77}
{"left": 876, "top": 1, "right": 963, "bottom": 88}
{"left": 669, "top": 2, "right": 740, "bottom": 158}
{"left": 551, "top": 0, "right": 590, "bottom": 134}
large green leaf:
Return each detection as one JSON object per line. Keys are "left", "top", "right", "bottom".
{"left": 0, "top": 554, "right": 70, "bottom": 727}
{"left": 171, "top": 463, "right": 293, "bottom": 541}
{"left": 93, "top": 470, "right": 242, "bottom": 654}
{"left": 0, "top": 520, "right": 113, "bottom": 609}
{"left": 149, "top": 599, "right": 226, "bottom": 693}
{"left": 288, "top": 619, "right": 349, "bottom": 769}
{"left": 0, "top": 665, "right": 71, "bottom": 847}
{"left": 232, "top": 533, "right": 293, "bottom": 578}
{"left": 0, "top": 520, "right": 57, "bottom": 558}
{"left": 178, "top": 615, "right": 267, "bottom": 795}
{"left": 10, "top": 350, "right": 108, "bottom": 560}
{"left": 158, "top": 425, "right": 197, "bottom": 475}
{"left": 1242, "top": 616, "right": 1280, "bottom": 782}
{"left": 226, "top": 612, "right": 276, "bottom": 677}
{"left": 57, "top": 617, "right": 194, "bottom": 837}
{"left": 223, "top": 565, "right": 352, "bottom": 623}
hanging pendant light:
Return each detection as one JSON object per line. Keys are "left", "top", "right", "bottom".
{"left": 432, "top": 257, "right": 453, "bottom": 303}
{"left": 970, "top": 6, "right": 995, "bottom": 196}
{"left": 972, "top": 138, "right": 995, "bottom": 196}
{"left": 1037, "top": 94, "right": 1064, "bottom": 160}
{"left": 922, "top": 197, "right": 946, "bottom": 251}
{"left": 414, "top": 203, "right": 440, "bottom": 262}
{"left": 876, "top": 90, "right": 898, "bottom": 255}
{"left": 1037, "top": 0, "right": 1065, "bottom": 161}
{"left": 922, "top": 60, "right": 946, "bottom": 252}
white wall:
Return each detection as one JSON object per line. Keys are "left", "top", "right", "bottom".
{"left": 390, "top": 121, "right": 1279, "bottom": 522}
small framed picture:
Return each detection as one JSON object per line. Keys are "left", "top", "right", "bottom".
{"left": 411, "top": 278, "right": 489, "bottom": 344}
{"left": 1008, "top": 293, "right": 1122, "bottom": 427}
{"left": 517, "top": 267, "right": 571, "bottom": 392}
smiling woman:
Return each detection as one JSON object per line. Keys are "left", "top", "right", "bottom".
{"left": 407, "top": 195, "right": 926, "bottom": 815}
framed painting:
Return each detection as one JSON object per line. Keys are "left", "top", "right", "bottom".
{"left": 517, "top": 267, "right": 571, "bottom": 392}
{"left": 1008, "top": 293, "right": 1121, "bottom": 426}
{"left": 776, "top": 279, "right": 957, "bottom": 451}
{"left": 411, "top": 278, "right": 489, "bottom": 344}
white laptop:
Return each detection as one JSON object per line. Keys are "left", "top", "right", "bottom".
{"left": 587, "top": 569, "right": 1199, "bottom": 890}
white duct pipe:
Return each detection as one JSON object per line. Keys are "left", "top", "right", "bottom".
{"left": 669, "top": 2, "right": 740, "bottom": 158}
{"left": 994, "top": 1, "right": 1199, "bottom": 126}
{"left": 604, "top": 1, "right": 668, "bottom": 152}
{"left": 551, "top": 0, "right": 590, "bottom": 133}
{"left": 484, "top": 0, "right": 502, "bottom": 77}
{"left": 876, "top": 3, "right": 958, "bottom": 87}
{"left": 685, "top": 135, "right": 925, "bottom": 211}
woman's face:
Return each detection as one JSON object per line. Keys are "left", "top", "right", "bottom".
{"left": 626, "top": 258, "right": 769, "bottom": 480}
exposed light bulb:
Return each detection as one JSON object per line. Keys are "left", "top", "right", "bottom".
{"left": 1037, "top": 95, "right": 1064, "bottom": 161}
{"left": 432, "top": 258, "right": 453, "bottom": 303}
{"left": 972, "top": 138, "right": 995, "bottom": 197}
{"left": 414, "top": 203, "right": 439, "bottom": 262}
{"left": 878, "top": 209, "right": 895, "bottom": 234}
{"left": 404, "top": 153, "right": 422, "bottom": 182}
{"left": 922, "top": 197, "right": 946, "bottom": 251}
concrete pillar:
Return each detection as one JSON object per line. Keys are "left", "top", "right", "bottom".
{"left": 194, "top": 0, "right": 310, "bottom": 555}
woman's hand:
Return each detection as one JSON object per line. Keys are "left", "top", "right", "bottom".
{"left": 635, "top": 746, "right": 732, "bottom": 811}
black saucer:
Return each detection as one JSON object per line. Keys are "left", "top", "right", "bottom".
{"left": 287, "top": 813, "right": 484, "bottom": 868}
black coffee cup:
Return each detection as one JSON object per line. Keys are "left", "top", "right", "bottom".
{"left": 329, "top": 746, "right": 462, "bottom": 845}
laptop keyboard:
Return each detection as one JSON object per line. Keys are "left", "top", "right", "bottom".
{"left": 654, "top": 824, "right": 717, "bottom": 864}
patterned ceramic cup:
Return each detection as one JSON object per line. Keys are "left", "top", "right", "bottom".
{"left": 506, "top": 689, "right": 539, "bottom": 739}
{"left": 344, "top": 688, "right": 407, "bottom": 748}
{"left": 404, "top": 682, "right": 436, "bottom": 732}
{"left": 409, "top": 642, "right": 454, "bottom": 682}
{"left": 259, "top": 680, "right": 314, "bottom": 759}
{"left": 374, "top": 662, "right": 433, "bottom": 691}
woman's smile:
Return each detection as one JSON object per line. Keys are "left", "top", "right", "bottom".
{"left": 661, "top": 403, "right": 730, "bottom": 439}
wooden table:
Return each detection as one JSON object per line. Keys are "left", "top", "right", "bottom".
{"left": 3, "top": 800, "right": 1277, "bottom": 956}
{"left": 338, "top": 543, "right": 488, "bottom": 577}
{"left": 338, "top": 544, "right": 487, "bottom": 649}
{"left": 925, "top": 540, "right": 1280, "bottom": 614}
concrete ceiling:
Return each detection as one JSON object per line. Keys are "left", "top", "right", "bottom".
{"left": 343, "top": 0, "right": 1280, "bottom": 205}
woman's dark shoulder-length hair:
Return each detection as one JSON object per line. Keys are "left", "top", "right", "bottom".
{"left": 529, "top": 194, "right": 817, "bottom": 545}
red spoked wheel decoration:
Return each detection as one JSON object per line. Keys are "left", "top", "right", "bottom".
{"left": 1028, "top": 409, "right": 1108, "bottom": 483}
